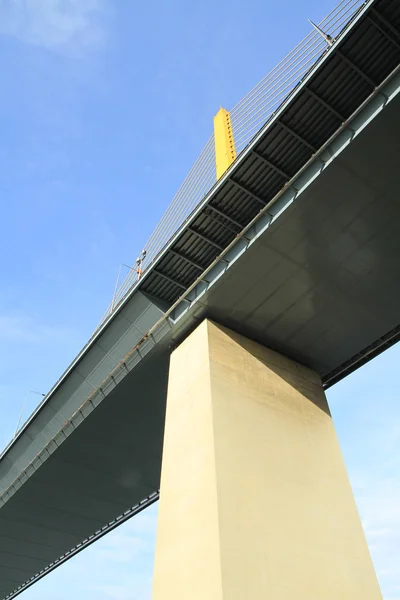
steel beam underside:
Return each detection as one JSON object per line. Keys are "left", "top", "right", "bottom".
{"left": 183, "top": 86, "right": 400, "bottom": 379}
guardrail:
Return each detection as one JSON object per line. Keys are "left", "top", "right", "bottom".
{"left": 100, "top": 0, "right": 366, "bottom": 325}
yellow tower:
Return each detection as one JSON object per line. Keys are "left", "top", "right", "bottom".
{"left": 213, "top": 107, "right": 236, "bottom": 179}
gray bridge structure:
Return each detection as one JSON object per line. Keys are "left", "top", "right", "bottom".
{"left": 0, "top": 0, "right": 400, "bottom": 596}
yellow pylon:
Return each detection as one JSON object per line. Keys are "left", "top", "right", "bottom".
{"left": 213, "top": 107, "right": 236, "bottom": 180}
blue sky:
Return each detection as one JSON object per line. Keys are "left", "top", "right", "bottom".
{"left": 0, "top": 0, "right": 398, "bottom": 598}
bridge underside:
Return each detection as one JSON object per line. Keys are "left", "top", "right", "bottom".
{"left": 1, "top": 75, "right": 400, "bottom": 599}
{"left": 0, "top": 352, "right": 168, "bottom": 596}
{"left": 195, "top": 90, "right": 400, "bottom": 387}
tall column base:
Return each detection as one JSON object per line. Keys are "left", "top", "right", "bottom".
{"left": 152, "top": 320, "right": 381, "bottom": 599}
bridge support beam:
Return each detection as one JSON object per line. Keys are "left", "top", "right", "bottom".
{"left": 152, "top": 320, "right": 381, "bottom": 599}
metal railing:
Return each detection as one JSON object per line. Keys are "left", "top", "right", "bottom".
{"left": 106, "top": 134, "right": 216, "bottom": 314}
{"left": 230, "top": 0, "right": 367, "bottom": 151}
{"left": 100, "top": 0, "right": 367, "bottom": 325}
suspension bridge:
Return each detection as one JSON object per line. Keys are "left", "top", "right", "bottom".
{"left": 0, "top": 0, "right": 399, "bottom": 597}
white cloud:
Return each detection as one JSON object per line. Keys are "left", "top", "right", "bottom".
{"left": 356, "top": 475, "right": 400, "bottom": 598}
{"left": 83, "top": 510, "right": 158, "bottom": 568}
{"left": 46, "top": 507, "right": 158, "bottom": 600}
{"left": 0, "top": 0, "right": 105, "bottom": 50}
{"left": 90, "top": 529, "right": 150, "bottom": 564}
{"left": 349, "top": 421, "right": 400, "bottom": 599}
{"left": 0, "top": 312, "right": 73, "bottom": 343}
{"left": 328, "top": 348, "right": 400, "bottom": 598}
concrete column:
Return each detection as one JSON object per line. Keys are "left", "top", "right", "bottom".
{"left": 152, "top": 320, "right": 381, "bottom": 599}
